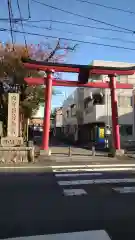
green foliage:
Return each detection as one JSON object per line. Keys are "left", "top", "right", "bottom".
{"left": 50, "top": 109, "right": 56, "bottom": 119}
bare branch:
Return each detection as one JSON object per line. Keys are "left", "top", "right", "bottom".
{"left": 45, "top": 39, "right": 60, "bottom": 62}
{"left": 65, "top": 44, "right": 78, "bottom": 51}
{"left": 43, "top": 40, "right": 77, "bottom": 62}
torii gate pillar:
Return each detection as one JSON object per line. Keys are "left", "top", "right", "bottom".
{"left": 42, "top": 70, "right": 53, "bottom": 154}
{"left": 110, "top": 74, "right": 120, "bottom": 150}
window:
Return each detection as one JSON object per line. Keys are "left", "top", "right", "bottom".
{"left": 93, "top": 93, "right": 105, "bottom": 105}
{"left": 66, "top": 110, "right": 69, "bottom": 118}
{"left": 84, "top": 97, "right": 92, "bottom": 109}
{"left": 118, "top": 96, "right": 132, "bottom": 107}
{"left": 70, "top": 104, "right": 76, "bottom": 116}
{"left": 120, "top": 124, "right": 133, "bottom": 136}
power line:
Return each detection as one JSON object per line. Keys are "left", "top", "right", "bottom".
{"left": 22, "top": 22, "right": 135, "bottom": 45}
{"left": 23, "top": 22, "right": 50, "bottom": 30}
{"left": 10, "top": 0, "right": 17, "bottom": 43}
{"left": 16, "top": 0, "right": 28, "bottom": 50}
{"left": 28, "top": 19, "right": 132, "bottom": 35}
{"left": 32, "top": 0, "right": 135, "bottom": 33}
{"left": 1, "top": 27, "right": 135, "bottom": 51}
{"left": 7, "top": 0, "right": 15, "bottom": 49}
{"left": 0, "top": 18, "right": 29, "bottom": 22}
{"left": 10, "top": 4, "right": 18, "bottom": 44}
{"left": 75, "top": 0, "right": 135, "bottom": 15}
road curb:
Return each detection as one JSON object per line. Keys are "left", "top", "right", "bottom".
{"left": 0, "top": 163, "right": 134, "bottom": 173}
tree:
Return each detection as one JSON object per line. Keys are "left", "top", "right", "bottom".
{"left": 50, "top": 108, "right": 57, "bottom": 119}
{"left": 0, "top": 40, "right": 75, "bottom": 136}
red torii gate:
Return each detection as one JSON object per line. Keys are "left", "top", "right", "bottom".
{"left": 22, "top": 58, "right": 135, "bottom": 154}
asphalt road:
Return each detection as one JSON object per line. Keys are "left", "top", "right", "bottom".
{"left": 0, "top": 170, "right": 135, "bottom": 239}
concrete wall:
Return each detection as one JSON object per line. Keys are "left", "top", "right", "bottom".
{"left": 82, "top": 87, "right": 106, "bottom": 124}
{"left": 54, "top": 108, "right": 63, "bottom": 127}
{"left": 62, "top": 87, "right": 134, "bottom": 129}
{"left": 62, "top": 93, "right": 78, "bottom": 142}
{"left": 55, "top": 114, "right": 63, "bottom": 127}
{"left": 62, "top": 88, "right": 82, "bottom": 126}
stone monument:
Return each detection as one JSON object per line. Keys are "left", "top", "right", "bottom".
{"left": 0, "top": 93, "right": 34, "bottom": 163}
{"left": 8, "top": 93, "right": 20, "bottom": 137}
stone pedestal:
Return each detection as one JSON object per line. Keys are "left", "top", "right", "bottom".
{"left": 108, "top": 147, "right": 125, "bottom": 158}
{"left": 0, "top": 93, "right": 35, "bottom": 164}
{"left": 0, "top": 146, "right": 34, "bottom": 163}
{"left": 40, "top": 149, "right": 51, "bottom": 157}
{"left": 115, "top": 149, "right": 125, "bottom": 157}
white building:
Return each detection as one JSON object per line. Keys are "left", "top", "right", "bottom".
{"left": 61, "top": 60, "right": 135, "bottom": 145}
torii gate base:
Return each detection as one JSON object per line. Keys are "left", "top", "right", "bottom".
{"left": 23, "top": 60, "right": 134, "bottom": 157}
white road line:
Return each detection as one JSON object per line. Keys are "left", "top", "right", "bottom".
{"left": 55, "top": 173, "right": 103, "bottom": 177}
{"left": 63, "top": 188, "right": 87, "bottom": 196}
{"left": 58, "top": 178, "right": 135, "bottom": 186}
{"left": 53, "top": 167, "right": 135, "bottom": 172}
{"left": 113, "top": 186, "right": 135, "bottom": 193}
{"left": 52, "top": 164, "right": 135, "bottom": 169}
{"left": 0, "top": 164, "right": 133, "bottom": 170}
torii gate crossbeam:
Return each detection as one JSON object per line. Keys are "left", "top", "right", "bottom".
{"left": 22, "top": 59, "right": 135, "bottom": 155}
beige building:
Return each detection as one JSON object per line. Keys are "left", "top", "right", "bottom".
{"left": 61, "top": 60, "right": 135, "bottom": 145}
{"left": 54, "top": 107, "right": 63, "bottom": 128}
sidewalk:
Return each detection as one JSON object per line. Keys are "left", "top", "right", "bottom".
{"left": 0, "top": 145, "right": 133, "bottom": 172}
{"left": 37, "top": 153, "right": 135, "bottom": 165}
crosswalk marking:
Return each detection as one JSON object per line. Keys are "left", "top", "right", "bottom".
{"left": 113, "top": 187, "right": 135, "bottom": 193}
{"left": 55, "top": 170, "right": 135, "bottom": 197}
{"left": 63, "top": 188, "right": 87, "bottom": 196}
{"left": 58, "top": 178, "right": 135, "bottom": 186}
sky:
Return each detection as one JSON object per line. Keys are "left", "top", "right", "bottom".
{"left": 1, "top": 0, "right": 135, "bottom": 117}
